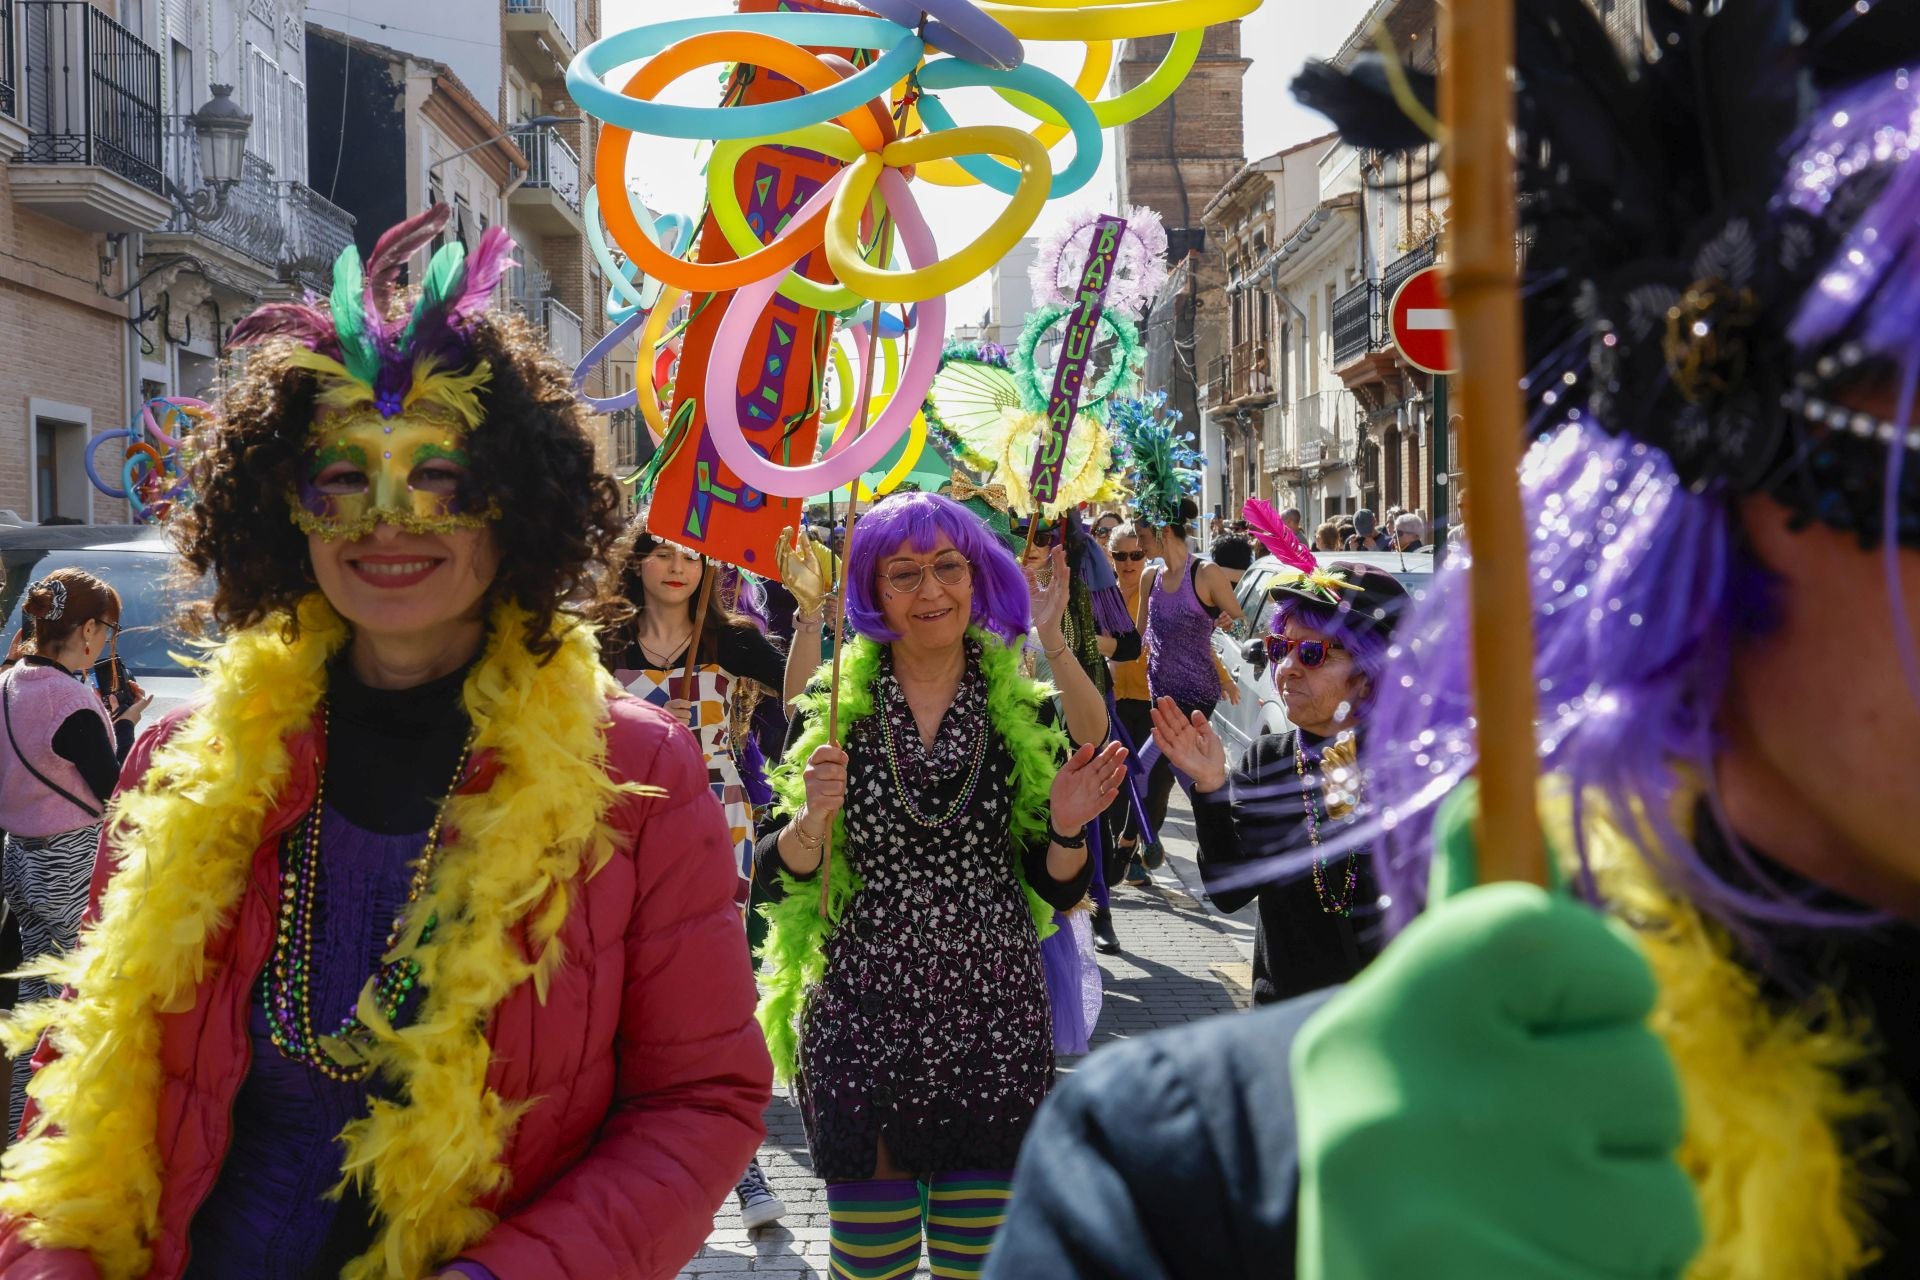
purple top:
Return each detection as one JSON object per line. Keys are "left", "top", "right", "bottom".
{"left": 1146, "top": 560, "right": 1219, "bottom": 708}
{"left": 186, "top": 808, "right": 493, "bottom": 1280}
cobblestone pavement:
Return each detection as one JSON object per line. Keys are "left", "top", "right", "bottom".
{"left": 677, "top": 796, "right": 1257, "bottom": 1277}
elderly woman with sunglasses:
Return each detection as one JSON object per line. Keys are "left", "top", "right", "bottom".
{"left": 753, "top": 491, "right": 1127, "bottom": 1280}
{"left": 1149, "top": 563, "right": 1409, "bottom": 1007}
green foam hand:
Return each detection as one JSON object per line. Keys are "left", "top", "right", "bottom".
{"left": 1292, "top": 781, "right": 1703, "bottom": 1279}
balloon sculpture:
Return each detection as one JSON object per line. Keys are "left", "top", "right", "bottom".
{"left": 85, "top": 397, "right": 209, "bottom": 523}
{"left": 566, "top": 0, "right": 1264, "bottom": 571}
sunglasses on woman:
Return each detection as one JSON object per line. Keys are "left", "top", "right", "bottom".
{"left": 1263, "top": 635, "right": 1347, "bottom": 668}
{"left": 1110, "top": 549, "right": 1147, "bottom": 562}
{"left": 881, "top": 554, "right": 972, "bottom": 595}
{"left": 1093, "top": 524, "right": 1120, "bottom": 541}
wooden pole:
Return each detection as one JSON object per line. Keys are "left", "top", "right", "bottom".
{"left": 1442, "top": 0, "right": 1543, "bottom": 886}
{"left": 679, "top": 569, "right": 718, "bottom": 705}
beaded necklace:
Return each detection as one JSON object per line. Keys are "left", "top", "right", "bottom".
{"left": 1294, "top": 730, "right": 1359, "bottom": 916}
{"left": 877, "top": 670, "right": 991, "bottom": 830}
{"left": 259, "top": 702, "right": 476, "bottom": 1081}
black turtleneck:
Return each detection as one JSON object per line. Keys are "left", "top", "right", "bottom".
{"left": 322, "top": 656, "right": 474, "bottom": 834}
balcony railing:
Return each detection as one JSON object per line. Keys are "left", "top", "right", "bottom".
{"left": 510, "top": 123, "right": 581, "bottom": 212}
{"left": 1227, "top": 339, "right": 1277, "bottom": 402}
{"left": 279, "top": 181, "right": 356, "bottom": 290}
{"left": 1380, "top": 238, "right": 1438, "bottom": 308}
{"left": 1293, "top": 390, "right": 1352, "bottom": 469}
{"left": 17, "top": 1, "right": 162, "bottom": 193}
{"left": 2, "top": 0, "right": 17, "bottom": 120}
{"left": 1332, "top": 280, "right": 1380, "bottom": 366}
{"left": 160, "top": 115, "right": 283, "bottom": 264}
{"left": 515, "top": 294, "right": 584, "bottom": 370}
{"left": 505, "top": 0, "right": 577, "bottom": 45}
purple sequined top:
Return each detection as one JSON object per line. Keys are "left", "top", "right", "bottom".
{"left": 185, "top": 808, "right": 493, "bottom": 1280}
{"left": 1146, "top": 559, "right": 1220, "bottom": 708}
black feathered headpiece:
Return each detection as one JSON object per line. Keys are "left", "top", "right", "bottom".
{"left": 1293, "top": 0, "right": 1920, "bottom": 548}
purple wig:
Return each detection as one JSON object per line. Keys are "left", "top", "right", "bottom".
{"left": 1272, "top": 596, "right": 1394, "bottom": 715}
{"left": 845, "top": 492, "right": 1032, "bottom": 645}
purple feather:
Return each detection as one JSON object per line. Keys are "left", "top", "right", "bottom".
{"left": 450, "top": 227, "right": 517, "bottom": 326}
{"left": 227, "top": 302, "right": 343, "bottom": 360}
{"left": 366, "top": 206, "right": 451, "bottom": 315}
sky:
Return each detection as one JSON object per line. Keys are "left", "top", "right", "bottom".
{"left": 598, "top": 0, "right": 1381, "bottom": 319}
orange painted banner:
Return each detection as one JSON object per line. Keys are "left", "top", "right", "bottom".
{"left": 643, "top": 0, "right": 874, "bottom": 578}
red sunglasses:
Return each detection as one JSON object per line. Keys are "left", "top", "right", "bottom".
{"left": 1263, "top": 635, "right": 1347, "bottom": 668}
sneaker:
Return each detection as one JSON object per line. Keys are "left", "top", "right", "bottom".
{"left": 1090, "top": 907, "right": 1121, "bottom": 954}
{"left": 735, "top": 1160, "right": 786, "bottom": 1230}
{"left": 1142, "top": 838, "right": 1167, "bottom": 871}
{"left": 1123, "top": 855, "right": 1151, "bottom": 887}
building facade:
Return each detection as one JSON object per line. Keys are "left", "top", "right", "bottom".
{"left": 1116, "top": 22, "right": 1249, "bottom": 519}
{"left": 1, "top": 0, "right": 348, "bottom": 524}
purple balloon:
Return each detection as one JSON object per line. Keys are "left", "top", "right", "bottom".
{"left": 860, "top": 0, "right": 1024, "bottom": 72}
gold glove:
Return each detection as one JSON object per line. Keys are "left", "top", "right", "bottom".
{"left": 775, "top": 526, "right": 832, "bottom": 618}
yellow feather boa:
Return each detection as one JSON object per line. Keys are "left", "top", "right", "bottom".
{"left": 1541, "top": 784, "right": 1888, "bottom": 1278}
{"left": 0, "top": 596, "right": 650, "bottom": 1279}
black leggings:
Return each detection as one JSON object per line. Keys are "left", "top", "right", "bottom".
{"left": 1114, "top": 697, "right": 1217, "bottom": 852}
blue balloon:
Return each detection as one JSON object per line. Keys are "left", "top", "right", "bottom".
{"left": 914, "top": 56, "right": 1104, "bottom": 198}
{"left": 569, "top": 14, "right": 923, "bottom": 142}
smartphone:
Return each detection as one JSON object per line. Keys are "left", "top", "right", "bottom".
{"left": 93, "top": 656, "right": 133, "bottom": 714}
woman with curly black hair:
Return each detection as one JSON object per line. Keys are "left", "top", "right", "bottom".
{"left": 0, "top": 207, "right": 771, "bottom": 1280}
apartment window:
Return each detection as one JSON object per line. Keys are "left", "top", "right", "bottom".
{"left": 246, "top": 43, "right": 281, "bottom": 171}
{"left": 284, "top": 74, "right": 307, "bottom": 185}
{"left": 454, "top": 194, "right": 474, "bottom": 249}
{"left": 169, "top": 40, "right": 193, "bottom": 119}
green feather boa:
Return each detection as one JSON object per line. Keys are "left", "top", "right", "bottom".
{"left": 755, "top": 630, "right": 1066, "bottom": 1082}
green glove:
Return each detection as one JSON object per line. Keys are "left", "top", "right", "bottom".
{"left": 1292, "top": 782, "right": 1702, "bottom": 1279}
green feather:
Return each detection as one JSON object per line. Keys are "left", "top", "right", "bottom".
{"left": 327, "top": 246, "right": 379, "bottom": 387}
{"left": 404, "top": 241, "right": 468, "bottom": 350}
{"left": 754, "top": 632, "right": 1065, "bottom": 1082}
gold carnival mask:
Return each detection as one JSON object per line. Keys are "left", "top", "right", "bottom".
{"left": 291, "top": 409, "right": 500, "bottom": 541}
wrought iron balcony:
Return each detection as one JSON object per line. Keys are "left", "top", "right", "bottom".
{"left": 1, "top": 0, "right": 17, "bottom": 121}
{"left": 507, "top": 122, "right": 582, "bottom": 233}
{"left": 1380, "top": 238, "right": 1438, "bottom": 309}
{"left": 278, "top": 181, "right": 356, "bottom": 292}
{"left": 1292, "top": 390, "right": 1354, "bottom": 470}
{"left": 514, "top": 293, "right": 584, "bottom": 371}
{"left": 503, "top": 0, "right": 577, "bottom": 78}
{"left": 157, "top": 114, "right": 283, "bottom": 266}
{"left": 1332, "top": 280, "right": 1380, "bottom": 366}
{"left": 15, "top": 1, "right": 162, "bottom": 192}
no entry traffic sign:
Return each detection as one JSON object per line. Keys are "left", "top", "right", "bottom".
{"left": 1389, "top": 265, "right": 1457, "bottom": 376}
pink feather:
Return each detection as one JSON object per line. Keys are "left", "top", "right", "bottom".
{"left": 365, "top": 205, "right": 452, "bottom": 314}
{"left": 450, "top": 226, "right": 517, "bottom": 324}
{"left": 1242, "top": 498, "right": 1317, "bottom": 573}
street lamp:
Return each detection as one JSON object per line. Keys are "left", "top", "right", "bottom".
{"left": 168, "top": 84, "right": 253, "bottom": 223}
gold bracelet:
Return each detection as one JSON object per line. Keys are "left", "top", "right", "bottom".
{"left": 788, "top": 819, "right": 824, "bottom": 851}
{"left": 1043, "top": 638, "right": 1070, "bottom": 659}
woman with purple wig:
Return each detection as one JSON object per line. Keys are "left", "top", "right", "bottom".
{"left": 752, "top": 491, "right": 1127, "bottom": 1280}
{"left": 989, "top": 2, "right": 1920, "bottom": 1277}
{"left": 1150, "top": 564, "right": 1409, "bottom": 1006}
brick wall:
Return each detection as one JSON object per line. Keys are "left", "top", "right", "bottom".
{"left": 0, "top": 169, "right": 132, "bottom": 523}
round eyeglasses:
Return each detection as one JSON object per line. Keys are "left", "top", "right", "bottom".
{"left": 1264, "top": 635, "right": 1347, "bottom": 668}
{"left": 881, "top": 554, "right": 972, "bottom": 595}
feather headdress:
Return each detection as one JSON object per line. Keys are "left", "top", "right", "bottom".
{"left": 1111, "top": 392, "right": 1202, "bottom": 526}
{"left": 1243, "top": 497, "right": 1317, "bottom": 574}
{"left": 228, "top": 205, "right": 517, "bottom": 431}
{"left": 1292, "top": 0, "right": 1920, "bottom": 548}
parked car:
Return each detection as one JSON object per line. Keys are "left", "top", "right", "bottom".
{"left": 1209, "top": 549, "right": 1437, "bottom": 764}
{"left": 0, "top": 524, "right": 203, "bottom": 722}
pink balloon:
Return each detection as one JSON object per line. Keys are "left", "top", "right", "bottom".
{"left": 702, "top": 166, "right": 947, "bottom": 499}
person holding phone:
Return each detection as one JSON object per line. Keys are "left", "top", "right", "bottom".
{"left": 0, "top": 569, "right": 149, "bottom": 1132}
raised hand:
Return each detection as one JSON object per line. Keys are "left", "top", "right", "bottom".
{"left": 1149, "top": 695, "right": 1228, "bottom": 793}
{"left": 775, "top": 524, "right": 832, "bottom": 619}
{"left": 1049, "top": 740, "right": 1129, "bottom": 835}
{"left": 1026, "top": 543, "right": 1070, "bottom": 642}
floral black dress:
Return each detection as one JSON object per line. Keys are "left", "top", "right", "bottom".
{"left": 754, "top": 642, "right": 1090, "bottom": 1180}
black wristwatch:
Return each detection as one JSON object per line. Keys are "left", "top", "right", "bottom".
{"left": 1048, "top": 822, "right": 1088, "bottom": 849}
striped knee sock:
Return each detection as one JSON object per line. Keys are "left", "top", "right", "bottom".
{"left": 827, "top": 1179, "right": 923, "bottom": 1280}
{"left": 922, "top": 1169, "right": 1013, "bottom": 1278}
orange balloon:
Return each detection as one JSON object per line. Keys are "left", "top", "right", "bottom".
{"left": 596, "top": 31, "right": 893, "bottom": 294}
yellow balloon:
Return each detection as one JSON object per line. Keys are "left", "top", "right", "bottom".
{"left": 827, "top": 128, "right": 1051, "bottom": 304}
{"left": 821, "top": 391, "right": 930, "bottom": 501}
{"left": 707, "top": 123, "right": 879, "bottom": 314}
{"left": 977, "top": 0, "right": 1260, "bottom": 40}
{"left": 1002, "top": 27, "right": 1201, "bottom": 129}
{"left": 635, "top": 285, "right": 686, "bottom": 445}
{"left": 913, "top": 41, "right": 1112, "bottom": 187}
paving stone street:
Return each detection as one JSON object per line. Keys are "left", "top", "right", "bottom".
{"left": 678, "top": 796, "right": 1256, "bottom": 1277}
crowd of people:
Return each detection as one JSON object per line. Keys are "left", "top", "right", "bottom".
{"left": 1, "top": 1, "right": 1918, "bottom": 1274}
